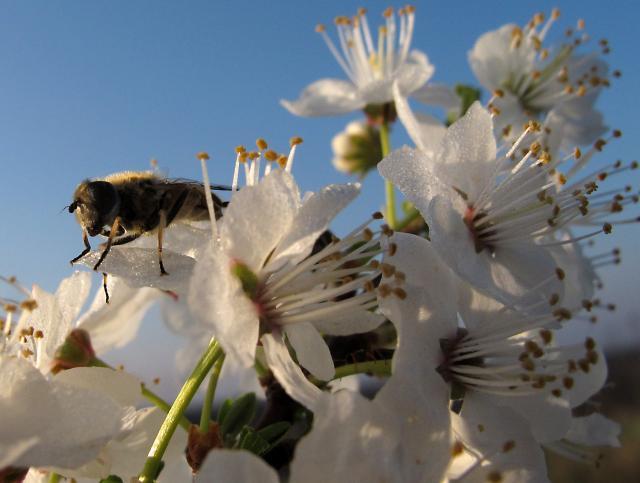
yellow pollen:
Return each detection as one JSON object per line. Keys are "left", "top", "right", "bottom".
{"left": 256, "top": 138, "right": 268, "bottom": 150}
{"left": 235, "top": 145, "right": 246, "bottom": 154}
{"left": 21, "top": 349, "right": 34, "bottom": 358}
{"left": 277, "top": 155, "right": 288, "bottom": 168}
{"left": 405, "top": 5, "right": 416, "bottom": 14}
{"left": 383, "top": 7, "right": 393, "bottom": 18}
{"left": 264, "top": 150, "right": 278, "bottom": 161}
{"left": 248, "top": 151, "right": 259, "bottom": 160}
{"left": 196, "top": 152, "right": 210, "bottom": 161}
{"left": 577, "top": 85, "right": 587, "bottom": 97}
{"left": 239, "top": 152, "right": 249, "bottom": 163}
{"left": 358, "top": 8, "right": 367, "bottom": 16}
{"left": 493, "top": 89, "right": 504, "bottom": 98}
{"left": 34, "top": 330, "right": 43, "bottom": 338}
{"left": 577, "top": 18, "right": 585, "bottom": 30}
{"left": 315, "top": 24, "right": 326, "bottom": 33}
{"left": 551, "top": 8, "right": 560, "bottom": 20}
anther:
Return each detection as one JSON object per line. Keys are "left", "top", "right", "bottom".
{"left": 487, "top": 470, "right": 503, "bottom": 482}
{"left": 315, "top": 24, "right": 326, "bottom": 33}
{"left": 502, "top": 440, "right": 516, "bottom": 453}
{"left": 603, "top": 223, "right": 612, "bottom": 234}
{"left": 555, "top": 268, "right": 566, "bottom": 280}
{"left": 451, "top": 441, "right": 464, "bottom": 457}
{"left": 362, "top": 228, "right": 373, "bottom": 241}
{"left": 196, "top": 152, "right": 210, "bottom": 161}
{"left": 381, "top": 263, "right": 396, "bottom": 277}
{"left": 387, "top": 242, "right": 397, "bottom": 256}
{"left": 264, "top": 150, "right": 278, "bottom": 161}
{"left": 20, "top": 300, "right": 37, "bottom": 311}
{"left": 256, "top": 138, "right": 268, "bottom": 150}
{"left": 290, "top": 136, "right": 303, "bottom": 147}
{"left": 393, "top": 288, "right": 407, "bottom": 300}
{"left": 549, "top": 293, "right": 560, "bottom": 306}
{"left": 372, "top": 211, "right": 384, "bottom": 219}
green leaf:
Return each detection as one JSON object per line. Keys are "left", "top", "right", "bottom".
{"left": 236, "top": 427, "right": 271, "bottom": 456}
{"left": 217, "top": 398, "right": 233, "bottom": 424}
{"left": 256, "top": 421, "right": 291, "bottom": 444}
{"left": 220, "top": 393, "right": 257, "bottom": 445}
{"left": 447, "top": 84, "right": 482, "bottom": 125}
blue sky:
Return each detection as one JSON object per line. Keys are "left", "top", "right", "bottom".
{"left": 1, "top": 1, "right": 638, "bottom": 395}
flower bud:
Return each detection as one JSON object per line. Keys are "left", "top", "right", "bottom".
{"left": 331, "top": 121, "right": 383, "bottom": 177}
{"left": 51, "top": 328, "right": 98, "bottom": 374}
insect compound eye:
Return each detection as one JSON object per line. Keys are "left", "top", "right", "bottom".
{"left": 86, "top": 181, "right": 119, "bottom": 215}
{"left": 68, "top": 201, "right": 78, "bottom": 213}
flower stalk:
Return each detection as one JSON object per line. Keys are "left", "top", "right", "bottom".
{"left": 199, "top": 353, "right": 226, "bottom": 432}
{"left": 138, "top": 338, "right": 223, "bottom": 483}
{"left": 380, "top": 121, "right": 396, "bottom": 229}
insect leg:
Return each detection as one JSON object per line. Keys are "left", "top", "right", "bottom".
{"left": 70, "top": 230, "right": 91, "bottom": 265}
{"left": 158, "top": 210, "right": 169, "bottom": 276}
{"left": 93, "top": 217, "right": 121, "bottom": 271}
{"left": 102, "top": 273, "right": 110, "bottom": 304}
{"left": 110, "top": 232, "right": 142, "bottom": 246}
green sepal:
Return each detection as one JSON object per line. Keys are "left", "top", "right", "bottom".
{"left": 217, "top": 398, "right": 233, "bottom": 424}
{"left": 231, "top": 262, "right": 259, "bottom": 299}
{"left": 220, "top": 392, "right": 257, "bottom": 446}
{"left": 100, "top": 476, "right": 124, "bottom": 483}
{"left": 447, "top": 84, "right": 482, "bottom": 125}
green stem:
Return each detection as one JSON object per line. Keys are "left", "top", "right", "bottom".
{"left": 199, "top": 353, "right": 225, "bottom": 432}
{"left": 380, "top": 122, "right": 396, "bottom": 229}
{"left": 93, "top": 358, "right": 191, "bottom": 432}
{"left": 334, "top": 359, "right": 393, "bottom": 379}
{"left": 48, "top": 473, "right": 61, "bottom": 483}
{"left": 138, "top": 338, "right": 223, "bottom": 483}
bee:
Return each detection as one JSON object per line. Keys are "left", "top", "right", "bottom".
{"left": 68, "top": 171, "right": 230, "bottom": 275}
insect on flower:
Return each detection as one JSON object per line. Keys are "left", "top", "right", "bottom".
{"left": 68, "top": 170, "right": 230, "bottom": 275}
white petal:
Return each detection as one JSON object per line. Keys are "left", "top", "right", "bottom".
{"left": 55, "top": 271, "right": 92, "bottom": 326}
{"left": 221, "top": 170, "right": 300, "bottom": 271}
{"left": 188, "top": 246, "right": 259, "bottom": 368}
{"left": 281, "top": 78, "right": 363, "bottom": 117}
{"left": 469, "top": 24, "right": 536, "bottom": 91}
{"left": 53, "top": 367, "right": 142, "bottom": 407}
{"left": 434, "top": 101, "right": 496, "bottom": 201}
{"left": 412, "top": 83, "right": 461, "bottom": 111}
{"left": 77, "top": 277, "right": 161, "bottom": 354}
{"left": 78, "top": 247, "right": 195, "bottom": 294}
{"left": 564, "top": 414, "right": 621, "bottom": 447}
{"left": 378, "top": 145, "right": 444, "bottom": 214}
{"left": 427, "top": 196, "right": 562, "bottom": 310}
{"left": 311, "top": 310, "right": 385, "bottom": 336}
{"left": 198, "top": 449, "right": 278, "bottom": 483}
{"left": 392, "top": 82, "right": 447, "bottom": 156}
{"left": 290, "top": 390, "right": 407, "bottom": 483}
{"left": 285, "top": 322, "right": 334, "bottom": 381}
{"left": 565, "top": 346, "right": 607, "bottom": 408}
{"left": 452, "top": 393, "right": 549, "bottom": 483}
{"left": 261, "top": 332, "right": 323, "bottom": 411}
{"left": 395, "top": 50, "right": 435, "bottom": 96}
{"left": 271, "top": 182, "right": 360, "bottom": 268}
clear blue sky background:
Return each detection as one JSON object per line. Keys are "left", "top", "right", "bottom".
{"left": 1, "top": 1, "right": 638, "bottom": 395}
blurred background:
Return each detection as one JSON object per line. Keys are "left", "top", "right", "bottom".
{"left": 0, "top": 1, "right": 637, "bottom": 480}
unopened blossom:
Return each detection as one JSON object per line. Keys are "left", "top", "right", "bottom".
{"left": 331, "top": 120, "right": 382, "bottom": 177}
{"left": 282, "top": 6, "right": 445, "bottom": 117}
{"left": 379, "top": 101, "right": 620, "bottom": 310}
{"left": 469, "top": 9, "right": 611, "bottom": 154}
{"left": 189, "top": 141, "right": 398, "bottom": 409}
{"left": 379, "top": 233, "right": 607, "bottom": 448}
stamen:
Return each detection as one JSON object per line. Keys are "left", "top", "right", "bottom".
{"left": 197, "top": 152, "right": 218, "bottom": 240}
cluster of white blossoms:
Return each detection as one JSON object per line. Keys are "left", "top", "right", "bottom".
{"left": 2, "top": 5, "right": 634, "bottom": 483}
